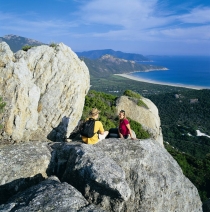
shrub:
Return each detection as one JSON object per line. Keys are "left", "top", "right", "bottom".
{"left": 123, "top": 90, "right": 142, "bottom": 99}
{"left": 22, "top": 45, "right": 34, "bottom": 51}
{"left": 123, "top": 90, "right": 148, "bottom": 109}
{"left": 49, "top": 42, "right": 58, "bottom": 48}
{"left": 82, "top": 90, "right": 118, "bottom": 130}
{"left": 128, "top": 118, "right": 150, "bottom": 139}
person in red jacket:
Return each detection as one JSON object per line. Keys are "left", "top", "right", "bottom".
{"left": 118, "top": 110, "right": 135, "bottom": 139}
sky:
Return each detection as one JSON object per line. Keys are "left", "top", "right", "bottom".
{"left": 0, "top": 0, "right": 210, "bottom": 55}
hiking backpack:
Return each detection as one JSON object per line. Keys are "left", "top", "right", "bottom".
{"left": 80, "top": 118, "right": 96, "bottom": 138}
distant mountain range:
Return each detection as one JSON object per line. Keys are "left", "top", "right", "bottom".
{"left": 76, "top": 49, "right": 150, "bottom": 61}
{"left": 0, "top": 34, "right": 44, "bottom": 52}
{"left": 0, "top": 34, "right": 166, "bottom": 77}
{"left": 1, "top": 34, "right": 149, "bottom": 61}
{"left": 81, "top": 54, "right": 167, "bottom": 77}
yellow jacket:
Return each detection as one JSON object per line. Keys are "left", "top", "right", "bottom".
{"left": 82, "top": 120, "right": 105, "bottom": 144}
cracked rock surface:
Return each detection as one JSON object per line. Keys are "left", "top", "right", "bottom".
{"left": 49, "top": 139, "right": 202, "bottom": 212}
{"left": 0, "top": 42, "right": 89, "bottom": 142}
{"left": 0, "top": 139, "right": 203, "bottom": 211}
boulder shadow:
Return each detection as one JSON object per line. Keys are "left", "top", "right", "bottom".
{"left": 0, "top": 173, "right": 45, "bottom": 205}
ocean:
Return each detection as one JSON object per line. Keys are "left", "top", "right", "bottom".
{"left": 130, "top": 56, "right": 210, "bottom": 89}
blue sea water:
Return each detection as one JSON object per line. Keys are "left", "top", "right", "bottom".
{"left": 130, "top": 56, "right": 210, "bottom": 89}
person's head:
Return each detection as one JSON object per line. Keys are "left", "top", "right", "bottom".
{"left": 119, "top": 110, "right": 126, "bottom": 120}
{"left": 89, "top": 108, "right": 100, "bottom": 119}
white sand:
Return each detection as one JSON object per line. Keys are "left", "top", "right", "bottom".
{"left": 196, "top": 130, "right": 210, "bottom": 138}
{"left": 115, "top": 74, "right": 209, "bottom": 90}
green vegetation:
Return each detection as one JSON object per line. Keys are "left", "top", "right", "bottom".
{"left": 128, "top": 118, "right": 150, "bottom": 139}
{"left": 82, "top": 90, "right": 117, "bottom": 130}
{"left": 22, "top": 42, "right": 57, "bottom": 51}
{"left": 0, "top": 97, "right": 6, "bottom": 129}
{"left": 0, "top": 97, "right": 6, "bottom": 113}
{"left": 22, "top": 45, "right": 34, "bottom": 51}
{"left": 82, "top": 90, "right": 150, "bottom": 139}
{"left": 165, "top": 142, "right": 210, "bottom": 201}
{"left": 147, "top": 89, "right": 210, "bottom": 159}
{"left": 22, "top": 42, "right": 58, "bottom": 52}
{"left": 124, "top": 89, "right": 142, "bottom": 99}
{"left": 124, "top": 90, "right": 148, "bottom": 108}
{"left": 90, "top": 75, "right": 189, "bottom": 96}
{"left": 49, "top": 42, "right": 58, "bottom": 48}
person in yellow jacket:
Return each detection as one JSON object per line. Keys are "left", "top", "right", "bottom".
{"left": 82, "top": 108, "right": 108, "bottom": 144}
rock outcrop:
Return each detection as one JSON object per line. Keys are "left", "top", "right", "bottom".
{"left": 0, "top": 141, "right": 51, "bottom": 204}
{"left": 0, "top": 176, "right": 106, "bottom": 212}
{"left": 50, "top": 139, "right": 201, "bottom": 211}
{"left": 0, "top": 139, "right": 202, "bottom": 211}
{"left": 116, "top": 96, "right": 163, "bottom": 145}
{"left": 0, "top": 42, "right": 89, "bottom": 143}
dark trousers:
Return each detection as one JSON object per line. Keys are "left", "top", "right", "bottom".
{"left": 108, "top": 128, "right": 129, "bottom": 139}
{"left": 107, "top": 128, "right": 119, "bottom": 138}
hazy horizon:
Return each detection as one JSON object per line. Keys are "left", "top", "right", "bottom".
{"left": 1, "top": 0, "right": 210, "bottom": 56}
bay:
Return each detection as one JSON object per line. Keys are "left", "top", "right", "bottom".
{"left": 130, "top": 56, "right": 210, "bottom": 89}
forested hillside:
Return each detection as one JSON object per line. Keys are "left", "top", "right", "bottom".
{"left": 148, "top": 89, "right": 210, "bottom": 159}
{"left": 165, "top": 143, "right": 210, "bottom": 201}
{"left": 90, "top": 75, "right": 190, "bottom": 95}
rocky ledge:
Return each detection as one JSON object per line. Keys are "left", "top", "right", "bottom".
{"left": 0, "top": 138, "right": 202, "bottom": 212}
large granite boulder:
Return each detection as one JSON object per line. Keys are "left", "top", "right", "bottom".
{"left": 116, "top": 96, "right": 163, "bottom": 145}
{"left": 49, "top": 139, "right": 202, "bottom": 212}
{"left": 0, "top": 141, "right": 51, "bottom": 204}
{"left": 61, "top": 143, "right": 131, "bottom": 202}
{"left": 0, "top": 42, "right": 89, "bottom": 143}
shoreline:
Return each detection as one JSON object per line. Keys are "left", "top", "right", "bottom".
{"left": 115, "top": 73, "right": 210, "bottom": 90}
{"left": 130, "top": 68, "right": 169, "bottom": 73}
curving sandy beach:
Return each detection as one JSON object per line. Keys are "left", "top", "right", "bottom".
{"left": 115, "top": 73, "right": 210, "bottom": 90}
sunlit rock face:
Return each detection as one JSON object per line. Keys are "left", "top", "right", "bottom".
{"left": 0, "top": 42, "right": 89, "bottom": 142}
{"left": 116, "top": 95, "right": 163, "bottom": 145}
